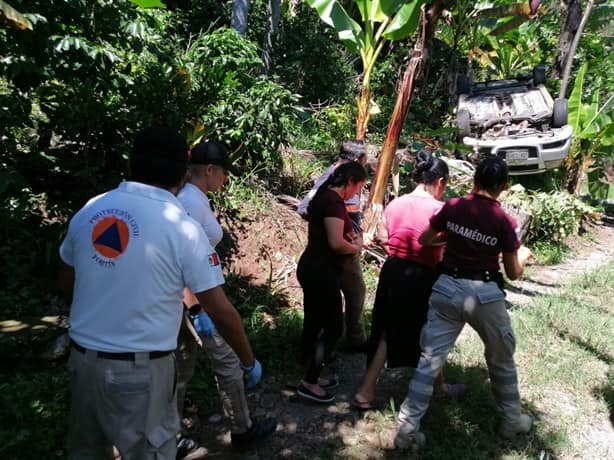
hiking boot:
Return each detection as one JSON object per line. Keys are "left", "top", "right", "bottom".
{"left": 394, "top": 429, "right": 426, "bottom": 450}
{"left": 176, "top": 436, "right": 208, "bottom": 460}
{"left": 231, "top": 417, "right": 277, "bottom": 449}
{"left": 499, "top": 413, "right": 533, "bottom": 439}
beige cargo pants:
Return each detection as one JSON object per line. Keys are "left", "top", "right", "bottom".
{"left": 175, "top": 316, "right": 251, "bottom": 434}
{"left": 397, "top": 275, "right": 523, "bottom": 439}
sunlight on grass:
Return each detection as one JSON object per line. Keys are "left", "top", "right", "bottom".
{"left": 444, "top": 261, "right": 614, "bottom": 459}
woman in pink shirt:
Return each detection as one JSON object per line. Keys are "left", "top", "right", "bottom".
{"left": 352, "top": 151, "right": 463, "bottom": 410}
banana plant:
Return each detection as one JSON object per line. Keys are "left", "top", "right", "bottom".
{"left": 305, "top": 0, "right": 427, "bottom": 140}
{"left": 564, "top": 63, "right": 613, "bottom": 196}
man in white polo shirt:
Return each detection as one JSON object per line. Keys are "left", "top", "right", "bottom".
{"left": 175, "top": 140, "right": 276, "bottom": 449}
{"left": 59, "top": 127, "right": 259, "bottom": 460}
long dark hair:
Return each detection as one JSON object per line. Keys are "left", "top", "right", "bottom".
{"left": 413, "top": 150, "right": 449, "bottom": 185}
{"left": 474, "top": 156, "right": 509, "bottom": 193}
{"left": 307, "top": 161, "right": 367, "bottom": 215}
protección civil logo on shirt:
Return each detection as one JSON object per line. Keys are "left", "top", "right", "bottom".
{"left": 89, "top": 209, "right": 140, "bottom": 268}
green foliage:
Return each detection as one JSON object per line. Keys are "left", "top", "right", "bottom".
{"left": 289, "top": 103, "right": 356, "bottom": 153}
{"left": 0, "top": 348, "right": 70, "bottom": 459}
{"left": 181, "top": 28, "right": 301, "bottom": 171}
{"left": 273, "top": 1, "right": 356, "bottom": 105}
{"left": 503, "top": 186, "right": 593, "bottom": 244}
{"left": 530, "top": 240, "right": 571, "bottom": 265}
{"left": 305, "top": 0, "right": 427, "bottom": 137}
{"left": 566, "top": 62, "right": 614, "bottom": 198}
{"left": 568, "top": 63, "right": 613, "bottom": 143}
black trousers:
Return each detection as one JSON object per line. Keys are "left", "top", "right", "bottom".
{"left": 367, "top": 257, "right": 436, "bottom": 368}
{"left": 296, "top": 250, "right": 344, "bottom": 384}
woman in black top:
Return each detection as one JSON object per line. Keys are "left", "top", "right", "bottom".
{"left": 296, "top": 161, "right": 367, "bottom": 403}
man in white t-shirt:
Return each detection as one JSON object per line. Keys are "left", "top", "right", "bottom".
{"left": 175, "top": 140, "right": 276, "bottom": 449}
{"left": 58, "top": 127, "right": 259, "bottom": 460}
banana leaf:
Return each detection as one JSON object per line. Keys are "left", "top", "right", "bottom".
{"left": 383, "top": 0, "right": 425, "bottom": 41}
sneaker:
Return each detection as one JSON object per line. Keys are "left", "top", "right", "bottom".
{"left": 394, "top": 430, "right": 426, "bottom": 450}
{"left": 176, "top": 436, "right": 208, "bottom": 460}
{"left": 231, "top": 417, "right": 277, "bottom": 449}
{"left": 499, "top": 413, "right": 533, "bottom": 439}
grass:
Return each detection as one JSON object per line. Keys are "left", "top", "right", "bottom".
{"left": 413, "top": 261, "right": 614, "bottom": 459}
{"left": 1, "top": 261, "right": 612, "bottom": 459}
{"left": 530, "top": 240, "right": 571, "bottom": 265}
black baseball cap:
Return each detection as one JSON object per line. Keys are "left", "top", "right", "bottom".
{"left": 190, "top": 140, "right": 242, "bottom": 176}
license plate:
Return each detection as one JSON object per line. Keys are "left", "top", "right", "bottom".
{"left": 505, "top": 149, "right": 529, "bottom": 163}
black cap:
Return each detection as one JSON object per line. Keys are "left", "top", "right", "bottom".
{"left": 190, "top": 140, "right": 241, "bottom": 176}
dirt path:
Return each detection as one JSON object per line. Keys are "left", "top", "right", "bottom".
{"left": 187, "top": 221, "right": 614, "bottom": 459}
{"left": 505, "top": 222, "right": 614, "bottom": 307}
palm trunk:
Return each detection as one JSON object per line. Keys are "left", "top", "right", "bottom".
{"left": 356, "top": 84, "right": 371, "bottom": 141}
{"left": 363, "top": 2, "right": 445, "bottom": 237}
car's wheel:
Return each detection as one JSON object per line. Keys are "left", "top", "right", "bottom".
{"left": 457, "top": 74, "right": 471, "bottom": 95}
{"left": 457, "top": 109, "right": 471, "bottom": 139}
{"left": 533, "top": 64, "right": 547, "bottom": 85}
{"left": 552, "top": 98, "right": 568, "bottom": 128}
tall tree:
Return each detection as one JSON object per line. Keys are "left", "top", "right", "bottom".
{"left": 231, "top": 0, "right": 250, "bottom": 35}
{"left": 559, "top": 0, "right": 594, "bottom": 98}
{"left": 261, "top": 0, "right": 281, "bottom": 73}
{"left": 552, "top": 0, "right": 582, "bottom": 79}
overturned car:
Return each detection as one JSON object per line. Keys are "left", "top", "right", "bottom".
{"left": 456, "top": 65, "right": 572, "bottom": 175}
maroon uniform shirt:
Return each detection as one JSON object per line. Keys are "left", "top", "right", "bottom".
{"left": 430, "top": 193, "right": 521, "bottom": 271}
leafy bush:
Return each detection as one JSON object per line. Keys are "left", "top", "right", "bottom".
{"left": 290, "top": 103, "right": 356, "bottom": 152}
{"left": 180, "top": 28, "right": 301, "bottom": 172}
{"left": 503, "top": 186, "right": 593, "bottom": 244}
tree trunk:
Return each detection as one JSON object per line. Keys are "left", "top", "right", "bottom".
{"left": 355, "top": 84, "right": 371, "bottom": 141}
{"left": 261, "top": 0, "right": 280, "bottom": 74}
{"left": 559, "top": 0, "right": 594, "bottom": 99}
{"left": 362, "top": 1, "right": 446, "bottom": 237}
{"left": 552, "top": 0, "right": 582, "bottom": 79}
{"left": 231, "top": 0, "right": 250, "bottom": 35}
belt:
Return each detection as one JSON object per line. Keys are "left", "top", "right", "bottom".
{"left": 70, "top": 340, "right": 172, "bottom": 361}
{"left": 440, "top": 266, "right": 501, "bottom": 283}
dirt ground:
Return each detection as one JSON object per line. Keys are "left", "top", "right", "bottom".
{"left": 183, "top": 198, "right": 614, "bottom": 459}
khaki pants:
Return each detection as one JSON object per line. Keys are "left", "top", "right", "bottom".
{"left": 339, "top": 255, "right": 367, "bottom": 346}
{"left": 175, "top": 317, "right": 251, "bottom": 434}
{"left": 397, "top": 275, "right": 523, "bottom": 436}
{"left": 67, "top": 347, "right": 178, "bottom": 460}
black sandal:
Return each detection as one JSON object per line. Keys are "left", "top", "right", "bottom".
{"left": 297, "top": 384, "right": 334, "bottom": 403}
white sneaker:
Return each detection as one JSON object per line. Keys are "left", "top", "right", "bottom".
{"left": 499, "top": 413, "right": 533, "bottom": 439}
{"left": 394, "top": 429, "right": 426, "bottom": 449}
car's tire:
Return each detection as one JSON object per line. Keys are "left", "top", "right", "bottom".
{"left": 552, "top": 98, "right": 568, "bottom": 128}
{"left": 533, "top": 64, "right": 547, "bottom": 85}
{"left": 456, "top": 74, "right": 471, "bottom": 95}
{"left": 457, "top": 109, "right": 471, "bottom": 139}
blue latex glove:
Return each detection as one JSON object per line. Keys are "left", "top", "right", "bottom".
{"left": 240, "top": 359, "right": 262, "bottom": 389}
{"left": 191, "top": 312, "right": 215, "bottom": 338}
